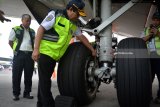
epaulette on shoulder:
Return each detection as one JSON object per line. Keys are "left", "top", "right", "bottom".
{"left": 49, "top": 9, "right": 64, "bottom": 17}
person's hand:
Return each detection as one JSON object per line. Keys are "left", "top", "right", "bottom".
{"left": 32, "top": 49, "right": 40, "bottom": 61}
{"left": 0, "top": 10, "right": 11, "bottom": 23}
{"left": 0, "top": 16, "right": 11, "bottom": 23}
{"left": 0, "top": 10, "right": 4, "bottom": 15}
{"left": 110, "top": 49, "right": 116, "bottom": 58}
{"left": 3, "top": 18, "right": 11, "bottom": 22}
{"left": 152, "top": 28, "right": 158, "bottom": 35}
{"left": 150, "top": 25, "right": 158, "bottom": 35}
{"left": 91, "top": 49, "right": 97, "bottom": 57}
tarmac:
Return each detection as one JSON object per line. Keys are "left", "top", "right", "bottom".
{"left": 0, "top": 68, "right": 159, "bottom": 107}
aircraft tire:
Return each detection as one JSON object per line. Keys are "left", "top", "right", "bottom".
{"left": 116, "top": 38, "right": 152, "bottom": 107}
{"left": 57, "top": 42, "right": 97, "bottom": 106}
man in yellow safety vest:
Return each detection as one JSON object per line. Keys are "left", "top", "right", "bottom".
{"left": 32, "top": 0, "right": 96, "bottom": 107}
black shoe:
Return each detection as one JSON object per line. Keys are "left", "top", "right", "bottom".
{"left": 37, "top": 102, "right": 42, "bottom": 107}
{"left": 23, "top": 94, "right": 34, "bottom": 99}
{"left": 13, "top": 95, "right": 19, "bottom": 101}
{"left": 154, "top": 97, "right": 160, "bottom": 104}
{"left": 150, "top": 96, "right": 153, "bottom": 101}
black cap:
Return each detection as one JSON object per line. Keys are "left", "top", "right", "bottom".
{"left": 152, "top": 12, "right": 160, "bottom": 19}
{"left": 67, "top": 0, "right": 86, "bottom": 17}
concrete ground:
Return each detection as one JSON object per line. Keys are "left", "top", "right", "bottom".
{"left": 0, "top": 68, "right": 159, "bottom": 107}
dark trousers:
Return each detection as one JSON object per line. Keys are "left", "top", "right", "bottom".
{"left": 37, "top": 54, "right": 56, "bottom": 107}
{"left": 150, "top": 52, "right": 160, "bottom": 98}
{"left": 12, "top": 51, "right": 34, "bottom": 96}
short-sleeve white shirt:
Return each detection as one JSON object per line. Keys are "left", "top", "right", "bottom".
{"left": 9, "top": 27, "right": 33, "bottom": 51}
{"left": 41, "top": 10, "right": 82, "bottom": 36}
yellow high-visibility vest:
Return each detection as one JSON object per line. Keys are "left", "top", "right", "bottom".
{"left": 40, "top": 10, "right": 77, "bottom": 61}
{"left": 12, "top": 26, "right": 35, "bottom": 52}
{"left": 145, "top": 26, "right": 160, "bottom": 55}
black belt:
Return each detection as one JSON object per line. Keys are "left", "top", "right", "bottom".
{"left": 19, "top": 50, "right": 32, "bottom": 54}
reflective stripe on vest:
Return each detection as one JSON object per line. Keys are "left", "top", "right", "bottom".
{"left": 43, "top": 34, "right": 59, "bottom": 42}
{"left": 145, "top": 27, "right": 160, "bottom": 55}
{"left": 40, "top": 15, "right": 77, "bottom": 61}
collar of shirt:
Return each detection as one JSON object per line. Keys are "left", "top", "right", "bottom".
{"left": 20, "top": 24, "right": 29, "bottom": 31}
{"left": 63, "top": 9, "right": 69, "bottom": 20}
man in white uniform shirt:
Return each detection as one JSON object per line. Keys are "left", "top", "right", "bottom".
{"left": 9, "top": 14, "right": 35, "bottom": 101}
{"left": 32, "top": 0, "right": 96, "bottom": 107}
